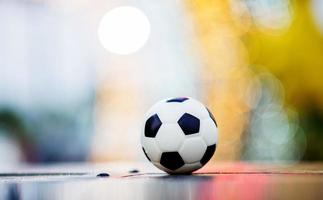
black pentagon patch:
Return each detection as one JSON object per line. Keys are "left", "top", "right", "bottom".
{"left": 142, "top": 147, "right": 151, "bottom": 161}
{"left": 177, "top": 113, "right": 200, "bottom": 135}
{"left": 206, "top": 107, "right": 217, "bottom": 127}
{"left": 160, "top": 152, "right": 185, "bottom": 170}
{"left": 145, "top": 114, "right": 162, "bottom": 138}
{"left": 200, "top": 144, "right": 216, "bottom": 165}
{"left": 166, "top": 97, "right": 189, "bottom": 103}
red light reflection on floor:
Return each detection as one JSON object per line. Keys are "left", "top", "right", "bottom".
{"left": 195, "top": 163, "right": 270, "bottom": 199}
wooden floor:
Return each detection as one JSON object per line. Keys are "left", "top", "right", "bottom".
{"left": 0, "top": 162, "right": 322, "bottom": 200}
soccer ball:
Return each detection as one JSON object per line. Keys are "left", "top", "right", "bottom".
{"left": 141, "top": 97, "right": 218, "bottom": 174}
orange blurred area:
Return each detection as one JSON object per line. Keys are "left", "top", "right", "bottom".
{"left": 0, "top": 0, "right": 322, "bottom": 165}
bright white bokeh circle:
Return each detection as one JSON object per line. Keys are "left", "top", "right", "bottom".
{"left": 98, "top": 6, "right": 151, "bottom": 55}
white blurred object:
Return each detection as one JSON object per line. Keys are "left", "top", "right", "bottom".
{"left": 98, "top": 6, "right": 151, "bottom": 55}
{"left": 0, "top": 1, "right": 96, "bottom": 111}
{"left": 311, "top": 0, "right": 323, "bottom": 34}
{"left": 245, "top": 0, "right": 293, "bottom": 33}
{"left": 0, "top": 1, "right": 96, "bottom": 161}
{"left": 0, "top": 132, "right": 23, "bottom": 167}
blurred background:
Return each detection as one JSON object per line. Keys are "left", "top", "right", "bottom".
{"left": 0, "top": 0, "right": 322, "bottom": 166}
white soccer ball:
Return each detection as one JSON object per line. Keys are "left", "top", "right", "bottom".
{"left": 141, "top": 97, "right": 218, "bottom": 174}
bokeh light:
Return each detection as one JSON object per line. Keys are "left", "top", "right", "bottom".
{"left": 97, "top": 6, "right": 151, "bottom": 55}
{"left": 246, "top": 0, "right": 293, "bottom": 34}
{"left": 242, "top": 71, "right": 307, "bottom": 163}
{"left": 311, "top": 0, "right": 323, "bottom": 35}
